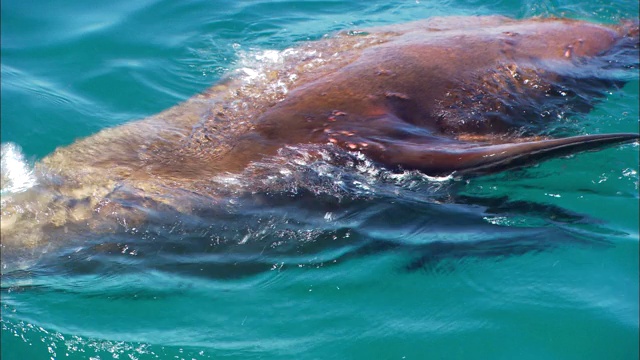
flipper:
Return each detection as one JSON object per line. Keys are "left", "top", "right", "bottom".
{"left": 364, "top": 133, "right": 639, "bottom": 176}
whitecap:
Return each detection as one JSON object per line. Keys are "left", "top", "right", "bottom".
{"left": 1, "top": 142, "right": 37, "bottom": 195}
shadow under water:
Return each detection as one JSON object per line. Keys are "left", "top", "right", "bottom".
{"left": 0, "top": 164, "right": 621, "bottom": 283}
{"left": 1, "top": 16, "right": 639, "bottom": 283}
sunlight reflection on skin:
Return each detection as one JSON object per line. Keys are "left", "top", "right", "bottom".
{"left": 0, "top": 16, "right": 638, "bottom": 267}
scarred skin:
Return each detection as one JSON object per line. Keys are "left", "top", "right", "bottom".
{"left": 1, "top": 16, "right": 639, "bottom": 250}
{"left": 245, "top": 16, "right": 639, "bottom": 175}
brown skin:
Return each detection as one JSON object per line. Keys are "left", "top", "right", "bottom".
{"left": 1, "top": 16, "right": 638, "bottom": 250}
{"left": 39, "top": 16, "right": 639, "bottom": 182}
{"left": 241, "top": 17, "right": 639, "bottom": 175}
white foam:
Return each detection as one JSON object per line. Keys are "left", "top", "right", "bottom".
{"left": 1, "top": 143, "right": 37, "bottom": 194}
{"left": 235, "top": 47, "right": 292, "bottom": 83}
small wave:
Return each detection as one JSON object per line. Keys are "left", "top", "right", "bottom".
{"left": 2, "top": 65, "right": 72, "bottom": 106}
{"left": 0, "top": 143, "right": 37, "bottom": 195}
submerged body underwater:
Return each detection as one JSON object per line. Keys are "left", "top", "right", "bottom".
{"left": 1, "top": 1, "right": 639, "bottom": 359}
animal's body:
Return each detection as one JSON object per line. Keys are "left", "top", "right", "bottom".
{"left": 1, "top": 16, "right": 638, "bottom": 252}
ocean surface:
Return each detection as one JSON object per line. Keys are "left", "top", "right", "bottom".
{"left": 1, "top": 0, "right": 639, "bottom": 359}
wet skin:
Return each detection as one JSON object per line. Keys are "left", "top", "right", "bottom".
{"left": 248, "top": 16, "right": 639, "bottom": 175}
{"left": 39, "top": 16, "right": 639, "bottom": 185}
{"left": 1, "top": 16, "right": 639, "bottom": 250}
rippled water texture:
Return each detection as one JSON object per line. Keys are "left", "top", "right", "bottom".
{"left": 1, "top": 0, "right": 639, "bottom": 359}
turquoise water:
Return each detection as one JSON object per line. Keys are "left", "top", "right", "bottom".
{"left": 1, "top": 0, "right": 639, "bottom": 359}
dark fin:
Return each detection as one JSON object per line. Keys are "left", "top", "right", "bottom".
{"left": 452, "top": 133, "right": 639, "bottom": 175}
{"left": 372, "top": 133, "right": 638, "bottom": 176}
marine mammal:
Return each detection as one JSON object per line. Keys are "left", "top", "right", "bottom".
{"left": 1, "top": 16, "right": 638, "bottom": 252}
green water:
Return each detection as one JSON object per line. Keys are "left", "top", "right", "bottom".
{"left": 1, "top": 0, "right": 639, "bottom": 359}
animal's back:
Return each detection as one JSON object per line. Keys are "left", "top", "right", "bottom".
{"left": 1, "top": 16, "right": 638, "bottom": 260}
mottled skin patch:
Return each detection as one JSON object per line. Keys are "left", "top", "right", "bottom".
{"left": 1, "top": 16, "right": 638, "bottom": 251}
